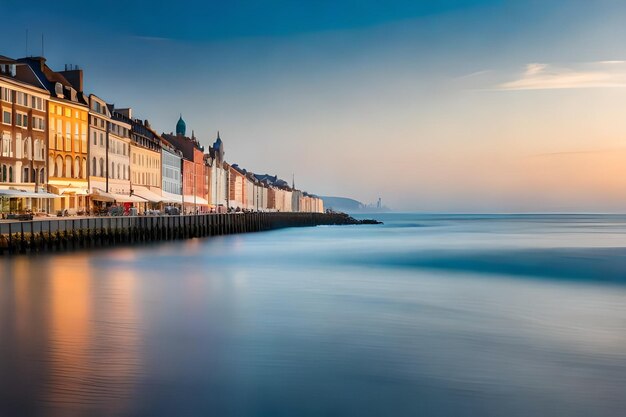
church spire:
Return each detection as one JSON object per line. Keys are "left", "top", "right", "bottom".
{"left": 176, "top": 114, "right": 186, "bottom": 136}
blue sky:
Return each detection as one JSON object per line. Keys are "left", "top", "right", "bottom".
{"left": 3, "top": 1, "right": 626, "bottom": 211}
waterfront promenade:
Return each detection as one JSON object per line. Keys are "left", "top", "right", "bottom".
{"left": 0, "top": 212, "right": 360, "bottom": 255}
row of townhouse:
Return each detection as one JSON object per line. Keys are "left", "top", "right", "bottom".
{"left": 0, "top": 54, "right": 324, "bottom": 216}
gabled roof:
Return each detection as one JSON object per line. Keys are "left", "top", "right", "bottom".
{"left": 17, "top": 57, "right": 88, "bottom": 106}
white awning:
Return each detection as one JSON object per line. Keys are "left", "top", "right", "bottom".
{"left": 161, "top": 191, "right": 183, "bottom": 204}
{"left": 183, "top": 195, "right": 209, "bottom": 206}
{"left": 91, "top": 188, "right": 146, "bottom": 203}
{"left": 0, "top": 189, "right": 59, "bottom": 198}
{"left": 132, "top": 186, "right": 163, "bottom": 203}
{"left": 112, "top": 193, "right": 146, "bottom": 203}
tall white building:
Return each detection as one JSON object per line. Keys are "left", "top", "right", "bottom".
{"left": 161, "top": 138, "right": 182, "bottom": 203}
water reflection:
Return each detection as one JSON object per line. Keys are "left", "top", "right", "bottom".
{"left": 0, "top": 255, "right": 142, "bottom": 417}
{"left": 1, "top": 215, "right": 626, "bottom": 417}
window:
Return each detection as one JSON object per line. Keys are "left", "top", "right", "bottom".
{"left": 15, "top": 113, "right": 27, "bottom": 128}
{"left": 65, "top": 122, "right": 71, "bottom": 151}
{"left": 31, "top": 96, "right": 43, "bottom": 110}
{"left": 100, "top": 132, "right": 103, "bottom": 147}
{"left": 16, "top": 92, "right": 28, "bottom": 106}
{"left": 23, "top": 137, "right": 31, "bottom": 158}
{"left": 1, "top": 87, "right": 12, "bottom": 103}
{"left": 2, "top": 110, "right": 10, "bottom": 125}
{"left": 74, "top": 124, "right": 80, "bottom": 153}
{"left": 1, "top": 133, "right": 11, "bottom": 157}
{"left": 99, "top": 158, "right": 104, "bottom": 177}
{"left": 92, "top": 157, "right": 96, "bottom": 176}
{"left": 81, "top": 124, "right": 87, "bottom": 150}
{"left": 65, "top": 156, "right": 72, "bottom": 178}
{"left": 74, "top": 157, "right": 80, "bottom": 179}
{"left": 32, "top": 116, "right": 44, "bottom": 130}
{"left": 34, "top": 139, "right": 43, "bottom": 161}
{"left": 55, "top": 156, "right": 62, "bottom": 178}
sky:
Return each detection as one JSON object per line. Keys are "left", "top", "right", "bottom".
{"left": 2, "top": 0, "right": 626, "bottom": 211}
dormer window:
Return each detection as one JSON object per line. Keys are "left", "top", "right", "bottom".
{"left": 54, "top": 83, "right": 63, "bottom": 98}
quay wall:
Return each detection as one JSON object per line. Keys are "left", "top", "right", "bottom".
{"left": 0, "top": 212, "right": 355, "bottom": 255}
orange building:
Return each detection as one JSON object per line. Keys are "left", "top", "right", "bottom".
{"left": 22, "top": 58, "right": 89, "bottom": 213}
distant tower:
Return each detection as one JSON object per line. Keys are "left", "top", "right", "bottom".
{"left": 176, "top": 114, "right": 186, "bottom": 136}
{"left": 292, "top": 173, "right": 295, "bottom": 190}
{"left": 377, "top": 197, "right": 381, "bottom": 209}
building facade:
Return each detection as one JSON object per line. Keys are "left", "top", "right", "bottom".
{"left": 88, "top": 95, "right": 132, "bottom": 204}
{"left": 115, "top": 109, "right": 162, "bottom": 206}
{"left": 0, "top": 58, "right": 49, "bottom": 212}
{"left": 161, "top": 138, "right": 182, "bottom": 203}
{"left": 162, "top": 116, "right": 209, "bottom": 212}
{"left": 21, "top": 58, "right": 89, "bottom": 213}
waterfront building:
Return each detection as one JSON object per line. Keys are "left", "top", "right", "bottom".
{"left": 0, "top": 56, "right": 50, "bottom": 213}
{"left": 21, "top": 58, "right": 89, "bottom": 214}
{"left": 252, "top": 174, "right": 293, "bottom": 212}
{"left": 87, "top": 96, "right": 133, "bottom": 208}
{"left": 162, "top": 116, "right": 209, "bottom": 212}
{"left": 245, "top": 173, "right": 255, "bottom": 210}
{"left": 229, "top": 164, "right": 248, "bottom": 210}
{"left": 206, "top": 132, "right": 227, "bottom": 211}
{"left": 161, "top": 137, "right": 183, "bottom": 205}
{"left": 291, "top": 189, "right": 302, "bottom": 213}
{"left": 115, "top": 108, "right": 163, "bottom": 208}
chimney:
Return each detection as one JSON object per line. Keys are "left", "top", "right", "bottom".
{"left": 59, "top": 67, "right": 83, "bottom": 91}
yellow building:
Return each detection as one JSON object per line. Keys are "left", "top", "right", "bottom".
{"left": 115, "top": 109, "right": 163, "bottom": 207}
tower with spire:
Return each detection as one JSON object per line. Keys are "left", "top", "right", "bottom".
{"left": 176, "top": 114, "right": 186, "bottom": 136}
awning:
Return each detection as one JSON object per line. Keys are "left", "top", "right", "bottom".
{"left": 0, "top": 189, "right": 59, "bottom": 198}
{"left": 112, "top": 193, "right": 146, "bottom": 203}
{"left": 91, "top": 188, "right": 147, "bottom": 203}
{"left": 183, "top": 195, "right": 209, "bottom": 206}
{"left": 132, "top": 186, "right": 163, "bottom": 203}
{"left": 91, "top": 188, "right": 116, "bottom": 202}
{"left": 49, "top": 184, "right": 89, "bottom": 196}
{"left": 161, "top": 191, "right": 183, "bottom": 204}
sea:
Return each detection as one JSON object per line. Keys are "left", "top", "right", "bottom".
{"left": 1, "top": 213, "right": 625, "bottom": 417}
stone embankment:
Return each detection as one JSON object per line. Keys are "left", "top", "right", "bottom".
{"left": 0, "top": 212, "right": 380, "bottom": 255}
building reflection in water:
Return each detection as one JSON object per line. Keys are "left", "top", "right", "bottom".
{"left": 0, "top": 254, "right": 142, "bottom": 417}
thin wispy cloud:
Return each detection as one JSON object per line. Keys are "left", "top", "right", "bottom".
{"left": 525, "top": 148, "right": 626, "bottom": 159}
{"left": 498, "top": 62, "right": 626, "bottom": 90}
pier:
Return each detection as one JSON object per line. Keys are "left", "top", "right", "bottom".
{"left": 0, "top": 212, "right": 362, "bottom": 255}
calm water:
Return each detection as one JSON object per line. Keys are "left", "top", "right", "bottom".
{"left": 1, "top": 213, "right": 626, "bottom": 417}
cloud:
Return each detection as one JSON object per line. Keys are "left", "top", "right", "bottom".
{"left": 527, "top": 149, "right": 625, "bottom": 158}
{"left": 498, "top": 62, "right": 626, "bottom": 90}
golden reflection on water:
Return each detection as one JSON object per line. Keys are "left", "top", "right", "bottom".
{"left": 6, "top": 255, "right": 143, "bottom": 415}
